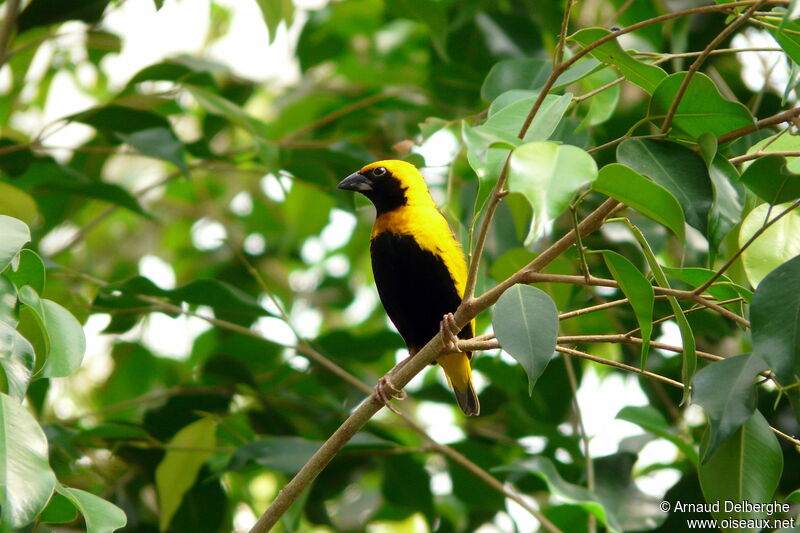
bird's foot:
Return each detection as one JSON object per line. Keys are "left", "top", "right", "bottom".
{"left": 440, "top": 312, "right": 461, "bottom": 353}
{"left": 375, "top": 376, "right": 407, "bottom": 414}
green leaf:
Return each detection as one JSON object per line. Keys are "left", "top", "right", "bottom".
{"left": 495, "top": 456, "right": 622, "bottom": 532}
{"left": 593, "top": 163, "right": 686, "bottom": 240}
{"left": 489, "top": 247, "right": 536, "bottom": 282}
{"left": 196, "top": 87, "right": 257, "bottom": 134}
{"left": 739, "top": 202, "right": 800, "bottom": 287}
{"left": 0, "top": 139, "right": 35, "bottom": 176}
{"left": 70, "top": 104, "right": 173, "bottom": 137}
{"left": 744, "top": 130, "right": 800, "bottom": 173}
{"left": 578, "top": 67, "right": 620, "bottom": 129}
{"left": 492, "top": 285, "right": 558, "bottom": 394}
{"left": 115, "top": 127, "right": 189, "bottom": 176}
{"left": 616, "top": 405, "right": 699, "bottom": 464}
{"left": 58, "top": 182, "right": 151, "bottom": 218}
{"left": 481, "top": 58, "right": 552, "bottom": 101}
{"left": 662, "top": 266, "right": 751, "bottom": 304}
{"left": 770, "top": 13, "right": 800, "bottom": 66}
{"left": 627, "top": 223, "right": 696, "bottom": 403}
{"left": 155, "top": 417, "right": 217, "bottom": 531}
{"left": 698, "top": 133, "right": 744, "bottom": 254}
{"left": 0, "top": 321, "right": 35, "bottom": 400}
{"left": 461, "top": 122, "right": 518, "bottom": 212}
{"left": 740, "top": 155, "right": 800, "bottom": 205}
{"left": 617, "top": 139, "right": 713, "bottom": 235}
{"left": 256, "top": 0, "right": 295, "bottom": 43}
{"left": 381, "top": 454, "right": 434, "bottom": 522}
{"left": 388, "top": 0, "right": 447, "bottom": 60}
{"left": 0, "top": 182, "right": 38, "bottom": 226}
{"left": 0, "top": 392, "right": 56, "bottom": 533}
{"left": 609, "top": 0, "right": 663, "bottom": 48}
{"left": 553, "top": 56, "right": 604, "bottom": 91}
{"left": 601, "top": 250, "right": 654, "bottom": 368}
{"left": 593, "top": 453, "right": 668, "bottom": 531}
{"left": 569, "top": 28, "right": 667, "bottom": 93}
{"left": 17, "top": 286, "right": 86, "bottom": 378}
{"left": 55, "top": 485, "right": 126, "bottom": 533}
{"left": 125, "top": 59, "right": 218, "bottom": 90}
{"left": 15, "top": 159, "right": 150, "bottom": 217}
{"left": 228, "top": 436, "right": 323, "bottom": 474}
{"left": 228, "top": 434, "right": 392, "bottom": 474}
{"left": 488, "top": 92, "right": 573, "bottom": 142}
{"left": 41, "top": 492, "right": 79, "bottom": 524}
{"left": 649, "top": 72, "right": 754, "bottom": 139}
{"left": 5, "top": 249, "right": 46, "bottom": 295}
{"left": 508, "top": 142, "right": 598, "bottom": 244}
{"left": 751, "top": 254, "right": 800, "bottom": 384}
{"left": 0, "top": 215, "right": 30, "bottom": 272}
{"left": 17, "top": 0, "right": 109, "bottom": 33}
{"left": 699, "top": 412, "right": 783, "bottom": 529}
{"left": 86, "top": 30, "right": 121, "bottom": 64}
{"left": 97, "top": 277, "right": 266, "bottom": 318}
{"left": 693, "top": 353, "right": 768, "bottom": 462}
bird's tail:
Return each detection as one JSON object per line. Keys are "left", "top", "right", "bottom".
{"left": 438, "top": 352, "right": 480, "bottom": 416}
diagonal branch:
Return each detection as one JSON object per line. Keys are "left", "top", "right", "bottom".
{"left": 228, "top": 243, "right": 563, "bottom": 531}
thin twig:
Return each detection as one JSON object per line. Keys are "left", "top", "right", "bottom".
{"left": 693, "top": 200, "right": 800, "bottom": 294}
{"left": 717, "top": 106, "right": 800, "bottom": 144}
{"left": 557, "top": 346, "right": 800, "bottom": 448}
{"left": 556, "top": 346, "right": 684, "bottom": 388}
{"left": 522, "top": 272, "right": 750, "bottom": 327}
{"left": 729, "top": 150, "right": 800, "bottom": 164}
{"left": 624, "top": 298, "right": 744, "bottom": 337}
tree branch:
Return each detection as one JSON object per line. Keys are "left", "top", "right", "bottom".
{"left": 228, "top": 242, "right": 563, "bottom": 531}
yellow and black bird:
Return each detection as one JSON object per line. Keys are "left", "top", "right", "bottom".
{"left": 338, "top": 160, "right": 479, "bottom": 415}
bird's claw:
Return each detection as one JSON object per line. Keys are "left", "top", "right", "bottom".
{"left": 440, "top": 312, "right": 461, "bottom": 353}
{"left": 375, "top": 376, "right": 407, "bottom": 413}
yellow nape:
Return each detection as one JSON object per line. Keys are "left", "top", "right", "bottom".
{"left": 360, "top": 160, "right": 437, "bottom": 208}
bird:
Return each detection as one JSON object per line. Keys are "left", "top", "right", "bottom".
{"left": 338, "top": 160, "right": 479, "bottom": 416}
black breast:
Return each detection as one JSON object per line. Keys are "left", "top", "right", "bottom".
{"left": 370, "top": 231, "right": 473, "bottom": 353}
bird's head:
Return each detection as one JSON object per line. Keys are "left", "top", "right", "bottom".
{"left": 338, "top": 160, "right": 435, "bottom": 214}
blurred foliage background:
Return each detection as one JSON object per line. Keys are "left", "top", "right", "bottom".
{"left": 1, "top": 0, "right": 800, "bottom": 532}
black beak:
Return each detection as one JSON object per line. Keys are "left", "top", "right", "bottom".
{"left": 337, "top": 172, "right": 373, "bottom": 192}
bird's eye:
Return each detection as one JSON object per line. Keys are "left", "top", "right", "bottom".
{"left": 372, "top": 167, "right": 387, "bottom": 177}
